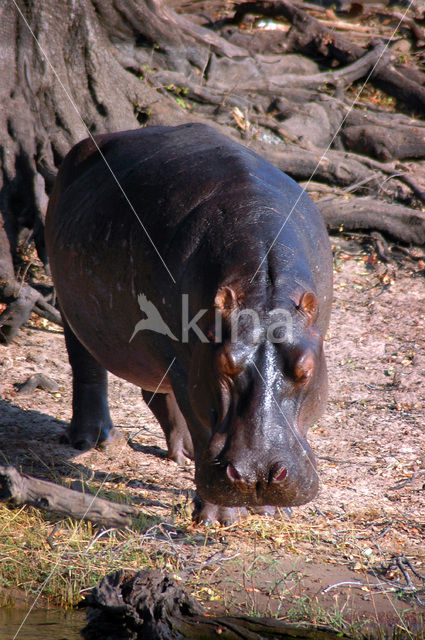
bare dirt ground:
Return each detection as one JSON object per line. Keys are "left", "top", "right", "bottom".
{"left": 0, "top": 236, "right": 424, "bottom": 636}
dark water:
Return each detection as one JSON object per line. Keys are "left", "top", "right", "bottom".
{"left": 0, "top": 608, "right": 86, "bottom": 640}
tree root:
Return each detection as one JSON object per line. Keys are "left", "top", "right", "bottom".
{"left": 318, "top": 196, "right": 425, "bottom": 244}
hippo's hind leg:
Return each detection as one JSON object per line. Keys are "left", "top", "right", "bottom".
{"left": 141, "top": 390, "right": 194, "bottom": 465}
{"left": 61, "top": 318, "right": 114, "bottom": 451}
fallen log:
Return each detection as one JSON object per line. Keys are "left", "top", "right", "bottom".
{"left": 0, "top": 465, "right": 136, "bottom": 528}
{"left": 81, "top": 569, "right": 350, "bottom": 640}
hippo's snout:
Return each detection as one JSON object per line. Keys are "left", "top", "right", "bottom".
{"left": 196, "top": 437, "right": 319, "bottom": 508}
{"left": 226, "top": 461, "right": 288, "bottom": 487}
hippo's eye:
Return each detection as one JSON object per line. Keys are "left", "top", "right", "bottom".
{"left": 294, "top": 350, "right": 314, "bottom": 382}
{"left": 210, "top": 407, "right": 218, "bottom": 427}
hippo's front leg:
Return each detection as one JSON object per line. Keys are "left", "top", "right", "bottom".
{"left": 166, "top": 371, "right": 246, "bottom": 525}
{"left": 61, "top": 317, "right": 115, "bottom": 451}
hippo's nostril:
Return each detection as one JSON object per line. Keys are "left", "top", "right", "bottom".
{"left": 227, "top": 463, "right": 242, "bottom": 482}
{"left": 271, "top": 465, "right": 287, "bottom": 483}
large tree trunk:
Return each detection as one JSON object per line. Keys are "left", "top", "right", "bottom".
{"left": 1, "top": 0, "right": 425, "bottom": 342}
{"left": 0, "top": 0, "right": 198, "bottom": 342}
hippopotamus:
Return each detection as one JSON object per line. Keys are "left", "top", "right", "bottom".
{"left": 45, "top": 123, "right": 332, "bottom": 524}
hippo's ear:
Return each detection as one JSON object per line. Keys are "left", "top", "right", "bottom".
{"left": 298, "top": 291, "right": 318, "bottom": 324}
{"left": 214, "top": 286, "right": 243, "bottom": 317}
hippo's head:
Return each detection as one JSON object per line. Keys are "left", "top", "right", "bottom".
{"left": 189, "top": 285, "right": 327, "bottom": 508}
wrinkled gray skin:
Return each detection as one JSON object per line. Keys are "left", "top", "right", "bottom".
{"left": 45, "top": 123, "right": 332, "bottom": 525}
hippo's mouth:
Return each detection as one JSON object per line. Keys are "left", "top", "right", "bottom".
{"left": 195, "top": 450, "right": 319, "bottom": 508}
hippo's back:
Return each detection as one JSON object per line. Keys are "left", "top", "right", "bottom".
{"left": 46, "top": 124, "right": 332, "bottom": 381}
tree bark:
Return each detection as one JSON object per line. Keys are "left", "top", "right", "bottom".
{"left": 0, "top": 0, "right": 184, "bottom": 342}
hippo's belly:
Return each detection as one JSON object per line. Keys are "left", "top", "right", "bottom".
{"left": 54, "top": 251, "right": 173, "bottom": 393}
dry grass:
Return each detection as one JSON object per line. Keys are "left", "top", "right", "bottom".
{"left": 0, "top": 477, "right": 424, "bottom": 637}
{"left": 0, "top": 504, "right": 155, "bottom": 606}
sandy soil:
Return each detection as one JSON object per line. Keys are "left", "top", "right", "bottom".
{"left": 0, "top": 236, "right": 424, "bottom": 634}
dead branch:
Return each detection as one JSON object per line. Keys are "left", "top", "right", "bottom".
{"left": 16, "top": 373, "right": 59, "bottom": 395}
{"left": 0, "top": 465, "right": 136, "bottom": 528}
{"left": 388, "top": 470, "right": 425, "bottom": 491}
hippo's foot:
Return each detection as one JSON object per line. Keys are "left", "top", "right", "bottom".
{"left": 250, "top": 505, "right": 277, "bottom": 517}
{"left": 167, "top": 437, "right": 194, "bottom": 467}
{"left": 165, "top": 431, "right": 194, "bottom": 466}
{"left": 192, "top": 495, "right": 248, "bottom": 526}
{"left": 60, "top": 422, "right": 119, "bottom": 452}
{"left": 168, "top": 451, "right": 192, "bottom": 467}
{"left": 167, "top": 436, "right": 194, "bottom": 467}
{"left": 251, "top": 506, "right": 292, "bottom": 519}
